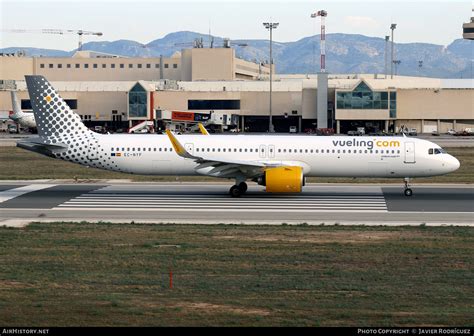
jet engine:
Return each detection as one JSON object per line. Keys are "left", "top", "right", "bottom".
{"left": 258, "top": 166, "right": 305, "bottom": 193}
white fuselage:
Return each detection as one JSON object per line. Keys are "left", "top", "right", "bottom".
{"left": 10, "top": 113, "right": 36, "bottom": 128}
{"left": 80, "top": 133, "right": 459, "bottom": 178}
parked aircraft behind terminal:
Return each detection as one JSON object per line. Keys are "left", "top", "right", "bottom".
{"left": 9, "top": 90, "right": 36, "bottom": 129}
{"left": 18, "top": 75, "right": 460, "bottom": 197}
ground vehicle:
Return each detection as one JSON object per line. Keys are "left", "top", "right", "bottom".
{"left": 7, "top": 124, "right": 18, "bottom": 134}
{"left": 347, "top": 130, "right": 360, "bottom": 136}
{"left": 408, "top": 128, "right": 418, "bottom": 136}
{"left": 289, "top": 126, "right": 297, "bottom": 133}
{"left": 447, "top": 129, "right": 456, "bottom": 135}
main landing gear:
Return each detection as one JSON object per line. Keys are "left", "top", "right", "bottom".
{"left": 404, "top": 177, "right": 413, "bottom": 196}
{"left": 229, "top": 182, "right": 247, "bottom": 197}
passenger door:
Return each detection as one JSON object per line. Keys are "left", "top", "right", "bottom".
{"left": 268, "top": 145, "right": 275, "bottom": 158}
{"left": 404, "top": 142, "right": 415, "bottom": 163}
{"left": 259, "top": 145, "right": 267, "bottom": 158}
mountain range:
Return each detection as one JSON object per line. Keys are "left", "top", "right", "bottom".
{"left": 1, "top": 31, "right": 473, "bottom": 78}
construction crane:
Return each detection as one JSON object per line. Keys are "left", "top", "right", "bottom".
{"left": 2, "top": 29, "right": 103, "bottom": 51}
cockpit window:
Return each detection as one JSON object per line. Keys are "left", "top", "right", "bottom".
{"left": 430, "top": 148, "right": 446, "bottom": 155}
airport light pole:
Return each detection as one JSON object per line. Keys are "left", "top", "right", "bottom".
{"left": 385, "top": 35, "right": 390, "bottom": 78}
{"left": 263, "top": 22, "right": 279, "bottom": 133}
{"left": 390, "top": 23, "right": 397, "bottom": 79}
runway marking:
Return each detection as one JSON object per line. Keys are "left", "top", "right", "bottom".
{"left": 55, "top": 191, "right": 388, "bottom": 212}
{"left": 0, "top": 184, "right": 56, "bottom": 204}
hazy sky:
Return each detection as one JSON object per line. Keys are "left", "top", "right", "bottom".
{"left": 1, "top": 0, "right": 472, "bottom": 50}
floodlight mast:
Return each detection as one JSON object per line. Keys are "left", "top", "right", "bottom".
{"left": 263, "top": 22, "right": 279, "bottom": 133}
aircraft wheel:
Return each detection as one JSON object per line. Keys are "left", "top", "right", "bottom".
{"left": 230, "top": 185, "right": 242, "bottom": 198}
{"left": 404, "top": 188, "right": 413, "bottom": 197}
{"left": 238, "top": 182, "right": 248, "bottom": 193}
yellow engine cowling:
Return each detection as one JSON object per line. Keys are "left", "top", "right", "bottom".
{"left": 264, "top": 166, "right": 304, "bottom": 193}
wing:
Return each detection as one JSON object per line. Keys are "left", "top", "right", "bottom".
{"left": 166, "top": 130, "right": 270, "bottom": 179}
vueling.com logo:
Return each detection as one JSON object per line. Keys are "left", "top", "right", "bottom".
{"left": 332, "top": 139, "right": 401, "bottom": 150}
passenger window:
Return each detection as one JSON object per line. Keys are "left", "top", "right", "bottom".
{"left": 218, "top": 148, "right": 221, "bottom": 152}
{"left": 289, "top": 149, "right": 292, "bottom": 153}
{"left": 154, "top": 148, "right": 156, "bottom": 151}
{"left": 132, "top": 148, "right": 135, "bottom": 151}
{"left": 164, "top": 148, "right": 167, "bottom": 152}
{"left": 239, "top": 149, "right": 242, "bottom": 152}
{"left": 375, "top": 150, "right": 378, "bottom": 154}
{"left": 212, "top": 148, "right": 215, "bottom": 152}
{"left": 337, "top": 150, "right": 340, "bottom": 154}
{"left": 159, "top": 148, "right": 162, "bottom": 152}
{"left": 278, "top": 149, "right": 281, "bottom": 153}
{"left": 332, "top": 149, "right": 335, "bottom": 153}
{"left": 250, "top": 149, "right": 253, "bottom": 152}
{"left": 244, "top": 149, "right": 248, "bottom": 152}
{"left": 283, "top": 149, "right": 287, "bottom": 153}
{"left": 429, "top": 148, "right": 434, "bottom": 155}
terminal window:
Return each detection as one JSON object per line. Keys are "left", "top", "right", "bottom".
{"left": 129, "top": 64, "right": 133, "bottom": 68}
{"left": 128, "top": 83, "right": 148, "bottom": 118}
{"left": 173, "top": 64, "right": 178, "bottom": 69}
{"left": 93, "top": 64, "right": 98, "bottom": 68}
{"left": 164, "top": 64, "right": 169, "bottom": 68}
{"left": 84, "top": 64, "right": 89, "bottom": 69}
{"left": 188, "top": 100, "right": 241, "bottom": 110}
{"left": 111, "top": 64, "right": 115, "bottom": 68}
{"left": 146, "top": 64, "right": 151, "bottom": 68}
{"left": 21, "top": 99, "right": 78, "bottom": 110}
{"left": 138, "top": 64, "right": 142, "bottom": 68}
{"left": 57, "top": 64, "right": 62, "bottom": 69}
{"left": 40, "top": 64, "right": 45, "bottom": 68}
{"left": 102, "top": 64, "right": 106, "bottom": 68}
{"left": 336, "top": 81, "right": 389, "bottom": 110}
{"left": 155, "top": 64, "right": 160, "bottom": 68}
{"left": 67, "top": 64, "right": 71, "bottom": 68}
{"left": 120, "top": 64, "right": 124, "bottom": 68}
{"left": 49, "top": 64, "right": 54, "bottom": 69}
{"left": 75, "top": 64, "right": 80, "bottom": 68}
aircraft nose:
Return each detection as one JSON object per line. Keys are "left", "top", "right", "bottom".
{"left": 449, "top": 156, "right": 460, "bottom": 172}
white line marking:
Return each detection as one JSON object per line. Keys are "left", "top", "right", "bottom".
{"left": 67, "top": 200, "right": 387, "bottom": 205}
{"left": 61, "top": 204, "right": 387, "bottom": 209}
{"left": 0, "top": 184, "right": 56, "bottom": 204}
{"left": 52, "top": 207, "right": 388, "bottom": 213}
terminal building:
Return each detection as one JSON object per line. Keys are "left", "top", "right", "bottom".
{"left": 0, "top": 49, "right": 473, "bottom": 134}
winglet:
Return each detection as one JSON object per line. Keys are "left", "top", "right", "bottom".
{"left": 165, "top": 129, "right": 195, "bottom": 159}
{"left": 198, "top": 123, "right": 210, "bottom": 135}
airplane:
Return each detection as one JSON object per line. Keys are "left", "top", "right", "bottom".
{"left": 18, "top": 75, "right": 460, "bottom": 197}
{"left": 9, "top": 90, "right": 37, "bottom": 129}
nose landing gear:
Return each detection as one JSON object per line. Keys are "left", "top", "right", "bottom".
{"left": 229, "top": 182, "right": 248, "bottom": 197}
{"left": 404, "top": 177, "right": 413, "bottom": 196}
